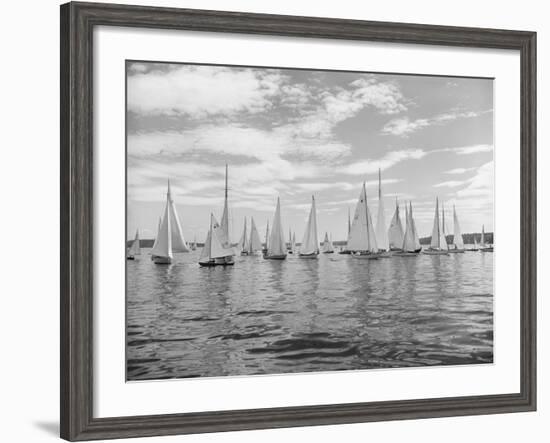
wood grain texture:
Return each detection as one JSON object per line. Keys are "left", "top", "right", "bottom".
{"left": 60, "top": 2, "right": 536, "bottom": 441}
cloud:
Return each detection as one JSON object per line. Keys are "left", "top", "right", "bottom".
{"left": 381, "top": 109, "right": 492, "bottom": 137}
{"left": 449, "top": 144, "right": 493, "bottom": 155}
{"left": 128, "top": 65, "right": 284, "bottom": 117}
{"left": 339, "top": 149, "right": 427, "bottom": 175}
{"left": 433, "top": 180, "right": 467, "bottom": 188}
{"left": 444, "top": 167, "right": 477, "bottom": 174}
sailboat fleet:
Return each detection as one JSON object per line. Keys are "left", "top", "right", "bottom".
{"left": 129, "top": 165, "right": 493, "bottom": 266}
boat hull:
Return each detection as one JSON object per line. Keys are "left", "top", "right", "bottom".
{"left": 351, "top": 252, "right": 380, "bottom": 260}
{"left": 198, "top": 260, "right": 217, "bottom": 267}
{"left": 377, "top": 251, "right": 392, "bottom": 258}
{"left": 264, "top": 254, "right": 287, "bottom": 260}
{"left": 126, "top": 256, "right": 135, "bottom": 260}
{"left": 214, "top": 257, "right": 235, "bottom": 265}
{"left": 423, "top": 249, "right": 449, "bottom": 255}
{"left": 153, "top": 255, "right": 172, "bottom": 264}
{"left": 480, "top": 247, "right": 494, "bottom": 252}
{"left": 299, "top": 253, "right": 318, "bottom": 259}
{"left": 338, "top": 250, "right": 351, "bottom": 255}
{"left": 322, "top": 251, "right": 334, "bottom": 254}
{"left": 448, "top": 248, "right": 465, "bottom": 254}
{"left": 393, "top": 251, "right": 419, "bottom": 257}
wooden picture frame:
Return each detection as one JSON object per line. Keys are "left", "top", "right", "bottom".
{"left": 60, "top": 2, "right": 536, "bottom": 440}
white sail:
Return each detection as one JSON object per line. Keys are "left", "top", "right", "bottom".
{"left": 219, "top": 164, "right": 233, "bottom": 250}
{"left": 248, "top": 217, "right": 263, "bottom": 253}
{"left": 151, "top": 216, "right": 162, "bottom": 252}
{"left": 474, "top": 234, "right": 479, "bottom": 248}
{"left": 402, "top": 203, "right": 416, "bottom": 252}
{"left": 151, "top": 199, "right": 173, "bottom": 259}
{"left": 291, "top": 232, "right": 296, "bottom": 252}
{"left": 429, "top": 197, "right": 447, "bottom": 250}
{"left": 388, "top": 199, "right": 405, "bottom": 250}
{"left": 347, "top": 184, "right": 377, "bottom": 252}
{"left": 265, "top": 221, "right": 270, "bottom": 250}
{"left": 453, "top": 205, "right": 465, "bottom": 249}
{"left": 375, "top": 168, "right": 389, "bottom": 251}
{"left": 410, "top": 202, "right": 421, "bottom": 250}
{"left": 167, "top": 181, "right": 190, "bottom": 253}
{"left": 480, "top": 225, "right": 486, "bottom": 247}
{"left": 288, "top": 228, "right": 292, "bottom": 251}
{"left": 199, "top": 228, "right": 212, "bottom": 263}
{"left": 238, "top": 217, "right": 250, "bottom": 253}
{"left": 211, "top": 214, "right": 234, "bottom": 258}
{"left": 440, "top": 202, "right": 448, "bottom": 249}
{"left": 267, "top": 197, "right": 287, "bottom": 257}
{"left": 300, "top": 196, "right": 319, "bottom": 255}
{"left": 321, "top": 232, "right": 334, "bottom": 253}
{"left": 128, "top": 229, "right": 141, "bottom": 256}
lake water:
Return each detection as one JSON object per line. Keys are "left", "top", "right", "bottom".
{"left": 126, "top": 248, "right": 493, "bottom": 380}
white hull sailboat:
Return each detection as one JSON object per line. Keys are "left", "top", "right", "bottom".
{"left": 375, "top": 168, "right": 391, "bottom": 257}
{"left": 393, "top": 202, "right": 421, "bottom": 257}
{"left": 151, "top": 181, "right": 190, "bottom": 264}
{"left": 126, "top": 229, "right": 141, "bottom": 260}
{"left": 479, "top": 224, "right": 494, "bottom": 252}
{"left": 449, "top": 205, "right": 465, "bottom": 253}
{"left": 299, "top": 196, "right": 320, "bottom": 259}
{"left": 264, "top": 197, "right": 287, "bottom": 260}
{"left": 248, "top": 217, "right": 263, "bottom": 256}
{"left": 339, "top": 207, "right": 352, "bottom": 254}
{"left": 199, "top": 214, "right": 236, "bottom": 267}
{"left": 423, "top": 197, "right": 449, "bottom": 255}
{"left": 321, "top": 232, "right": 334, "bottom": 254}
{"left": 348, "top": 182, "right": 379, "bottom": 260}
{"left": 238, "top": 217, "right": 250, "bottom": 256}
{"left": 387, "top": 198, "right": 405, "bottom": 253}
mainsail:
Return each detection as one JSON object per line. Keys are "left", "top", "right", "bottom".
{"left": 238, "top": 217, "right": 250, "bottom": 253}
{"left": 321, "top": 232, "right": 334, "bottom": 253}
{"left": 300, "top": 196, "right": 319, "bottom": 255}
{"left": 347, "top": 183, "right": 378, "bottom": 253}
{"left": 409, "top": 202, "right": 421, "bottom": 250}
{"left": 151, "top": 216, "right": 161, "bottom": 252}
{"left": 388, "top": 199, "right": 405, "bottom": 250}
{"left": 128, "top": 229, "right": 141, "bottom": 256}
{"left": 441, "top": 202, "right": 449, "bottom": 248}
{"left": 151, "top": 181, "right": 190, "bottom": 259}
{"left": 219, "top": 164, "right": 233, "bottom": 250}
{"left": 291, "top": 232, "right": 296, "bottom": 252}
{"left": 480, "top": 225, "right": 486, "bottom": 247}
{"left": 402, "top": 202, "right": 417, "bottom": 252}
{"left": 265, "top": 221, "right": 270, "bottom": 250}
{"left": 429, "top": 197, "right": 447, "bottom": 250}
{"left": 199, "top": 214, "right": 235, "bottom": 264}
{"left": 248, "top": 217, "right": 263, "bottom": 253}
{"left": 267, "top": 197, "right": 287, "bottom": 257}
{"left": 453, "top": 205, "right": 465, "bottom": 249}
{"left": 375, "top": 168, "right": 389, "bottom": 251}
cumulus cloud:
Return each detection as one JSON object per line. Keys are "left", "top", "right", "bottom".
{"left": 339, "top": 149, "right": 427, "bottom": 175}
{"left": 381, "top": 109, "right": 492, "bottom": 137}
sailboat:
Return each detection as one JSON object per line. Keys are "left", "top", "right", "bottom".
{"left": 387, "top": 198, "right": 405, "bottom": 252}
{"left": 299, "top": 196, "right": 320, "bottom": 258}
{"left": 263, "top": 220, "right": 270, "bottom": 254}
{"left": 248, "top": 217, "right": 263, "bottom": 255}
{"left": 191, "top": 234, "right": 197, "bottom": 251}
{"left": 375, "top": 169, "right": 391, "bottom": 257}
{"left": 376, "top": 168, "right": 390, "bottom": 257}
{"left": 287, "top": 228, "right": 294, "bottom": 253}
{"left": 199, "top": 214, "right": 236, "bottom": 267}
{"left": 423, "top": 197, "right": 449, "bottom": 255}
{"left": 470, "top": 234, "right": 480, "bottom": 251}
{"left": 449, "top": 205, "right": 465, "bottom": 253}
{"left": 216, "top": 164, "right": 235, "bottom": 265}
{"left": 348, "top": 183, "right": 379, "bottom": 259}
{"left": 441, "top": 202, "right": 450, "bottom": 249}
{"left": 264, "top": 197, "right": 287, "bottom": 260}
{"left": 150, "top": 216, "right": 161, "bottom": 259}
{"left": 479, "top": 224, "right": 494, "bottom": 252}
{"left": 321, "top": 232, "right": 334, "bottom": 253}
{"left": 151, "top": 180, "right": 190, "bottom": 264}
{"left": 394, "top": 202, "right": 421, "bottom": 256}
{"left": 290, "top": 232, "right": 296, "bottom": 254}
{"left": 238, "top": 217, "right": 250, "bottom": 256}
{"left": 126, "top": 229, "right": 141, "bottom": 260}
{"left": 339, "top": 207, "right": 352, "bottom": 254}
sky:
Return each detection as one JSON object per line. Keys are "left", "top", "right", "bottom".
{"left": 126, "top": 61, "right": 493, "bottom": 244}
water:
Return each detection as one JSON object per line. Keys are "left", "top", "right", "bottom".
{"left": 127, "top": 249, "right": 493, "bottom": 380}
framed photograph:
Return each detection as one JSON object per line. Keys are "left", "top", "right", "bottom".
{"left": 60, "top": 1, "right": 536, "bottom": 441}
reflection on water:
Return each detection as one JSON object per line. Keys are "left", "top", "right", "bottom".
{"left": 127, "top": 249, "right": 493, "bottom": 380}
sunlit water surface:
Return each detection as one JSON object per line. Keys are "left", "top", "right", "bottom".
{"left": 127, "top": 248, "right": 493, "bottom": 380}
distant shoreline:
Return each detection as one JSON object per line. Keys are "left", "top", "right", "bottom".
{"left": 127, "top": 232, "right": 493, "bottom": 248}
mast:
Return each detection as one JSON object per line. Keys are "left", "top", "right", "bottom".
{"left": 347, "top": 207, "right": 351, "bottom": 235}
{"left": 430, "top": 197, "right": 441, "bottom": 249}
{"left": 166, "top": 179, "right": 190, "bottom": 252}
{"left": 220, "top": 163, "right": 231, "bottom": 248}
{"left": 453, "top": 205, "right": 464, "bottom": 249}
{"left": 267, "top": 197, "right": 286, "bottom": 256}
{"left": 265, "top": 220, "right": 270, "bottom": 250}
{"left": 375, "top": 168, "right": 389, "bottom": 251}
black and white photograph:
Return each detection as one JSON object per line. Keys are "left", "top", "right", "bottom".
{"left": 126, "top": 61, "right": 494, "bottom": 381}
